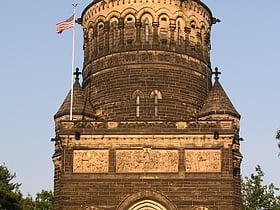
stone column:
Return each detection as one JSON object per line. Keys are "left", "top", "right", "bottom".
{"left": 203, "top": 31, "right": 211, "bottom": 63}
{"left": 169, "top": 23, "right": 176, "bottom": 50}
{"left": 135, "top": 20, "right": 142, "bottom": 46}
{"left": 118, "top": 17, "right": 125, "bottom": 48}
{"left": 93, "top": 24, "right": 98, "bottom": 58}
{"left": 184, "top": 26, "right": 191, "bottom": 52}
{"left": 152, "top": 22, "right": 159, "bottom": 47}
{"left": 196, "top": 31, "right": 202, "bottom": 57}
{"left": 83, "top": 29, "right": 89, "bottom": 63}
{"left": 104, "top": 21, "right": 110, "bottom": 52}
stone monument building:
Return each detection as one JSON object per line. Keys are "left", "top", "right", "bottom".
{"left": 52, "top": 0, "right": 243, "bottom": 209}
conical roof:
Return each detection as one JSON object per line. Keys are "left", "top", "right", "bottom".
{"left": 199, "top": 79, "right": 240, "bottom": 119}
{"left": 54, "top": 79, "right": 96, "bottom": 119}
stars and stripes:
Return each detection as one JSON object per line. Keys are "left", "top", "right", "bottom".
{"left": 56, "top": 15, "right": 75, "bottom": 34}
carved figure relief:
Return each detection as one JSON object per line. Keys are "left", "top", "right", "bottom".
{"left": 185, "top": 150, "right": 221, "bottom": 172}
{"left": 73, "top": 150, "right": 108, "bottom": 173}
{"left": 116, "top": 149, "right": 178, "bottom": 173}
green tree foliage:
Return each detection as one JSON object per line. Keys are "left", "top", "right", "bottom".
{"left": 276, "top": 129, "right": 280, "bottom": 152}
{"left": 34, "top": 190, "right": 53, "bottom": 210}
{"left": 21, "top": 194, "right": 35, "bottom": 210}
{"left": 21, "top": 190, "right": 53, "bottom": 210}
{"left": 242, "top": 165, "right": 280, "bottom": 210}
{"left": 0, "top": 164, "right": 53, "bottom": 210}
{"left": 0, "top": 164, "right": 22, "bottom": 210}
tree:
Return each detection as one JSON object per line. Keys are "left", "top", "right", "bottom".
{"left": 34, "top": 190, "right": 53, "bottom": 210}
{"left": 0, "top": 163, "right": 53, "bottom": 210}
{"left": 242, "top": 165, "right": 280, "bottom": 209}
{"left": 21, "top": 194, "right": 35, "bottom": 210}
{"left": 21, "top": 190, "right": 53, "bottom": 210}
{"left": 276, "top": 129, "right": 280, "bottom": 153}
{"left": 0, "top": 164, "right": 22, "bottom": 210}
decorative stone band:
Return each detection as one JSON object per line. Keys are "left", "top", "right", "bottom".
{"left": 185, "top": 149, "right": 221, "bottom": 172}
{"left": 73, "top": 150, "right": 109, "bottom": 173}
{"left": 116, "top": 149, "right": 179, "bottom": 173}
{"left": 73, "top": 149, "right": 221, "bottom": 173}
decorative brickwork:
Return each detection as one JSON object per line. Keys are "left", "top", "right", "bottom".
{"left": 53, "top": 0, "right": 243, "bottom": 209}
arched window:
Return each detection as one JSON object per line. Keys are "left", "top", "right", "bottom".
{"left": 144, "top": 17, "right": 149, "bottom": 43}
{"left": 150, "top": 90, "right": 162, "bottom": 117}
{"left": 125, "top": 15, "right": 136, "bottom": 45}
{"left": 200, "top": 25, "right": 207, "bottom": 45}
{"left": 136, "top": 95, "right": 140, "bottom": 117}
{"left": 132, "top": 90, "right": 144, "bottom": 117}
{"left": 190, "top": 20, "right": 197, "bottom": 43}
{"left": 97, "top": 22, "right": 105, "bottom": 51}
{"left": 159, "top": 15, "right": 169, "bottom": 45}
{"left": 111, "top": 20, "right": 118, "bottom": 46}
{"left": 87, "top": 27, "right": 94, "bottom": 59}
{"left": 155, "top": 95, "right": 158, "bottom": 117}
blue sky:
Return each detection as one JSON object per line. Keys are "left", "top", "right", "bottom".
{"left": 0, "top": 1, "right": 279, "bottom": 196}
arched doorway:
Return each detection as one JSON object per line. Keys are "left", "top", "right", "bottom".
{"left": 128, "top": 199, "right": 167, "bottom": 210}
{"left": 192, "top": 207, "right": 210, "bottom": 210}
{"left": 117, "top": 191, "right": 177, "bottom": 210}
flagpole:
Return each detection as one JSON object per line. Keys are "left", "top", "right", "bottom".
{"left": 70, "top": 3, "right": 78, "bottom": 120}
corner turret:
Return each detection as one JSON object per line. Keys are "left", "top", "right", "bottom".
{"left": 54, "top": 68, "right": 96, "bottom": 124}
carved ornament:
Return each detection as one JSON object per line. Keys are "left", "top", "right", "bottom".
{"left": 116, "top": 149, "right": 178, "bottom": 173}
{"left": 73, "top": 150, "right": 109, "bottom": 173}
{"left": 185, "top": 149, "right": 221, "bottom": 172}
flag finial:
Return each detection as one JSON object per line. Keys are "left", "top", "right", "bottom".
{"left": 74, "top": 68, "right": 81, "bottom": 81}
{"left": 212, "top": 67, "right": 221, "bottom": 81}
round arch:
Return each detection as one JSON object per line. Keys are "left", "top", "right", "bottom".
{"left": 156, "top": 7, "right": 173, "bottom": 21}
{"left": 120, "top": 7, "right": 138, "bottom": 19}
{"left": 128, "top": 199, "right": 167, "bottom": 210}
{"left": 106, "top": 10, "right": 121, "bottom": 21}
{"left": 116, "top": 191, "right": 177, "bottom": 210}
{"left": 187, "top": 15, "right": 199, "bottom": 27}
{"left": 137, "top": 7, "right": 156, "bottom": 21}
{"left": 95, "top": 15, "right": 106, "bottom": 26}
{"left": 192, "top": 207, "right": 210, "bottom": 210}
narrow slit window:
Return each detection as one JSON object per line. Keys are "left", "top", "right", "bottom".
{"left": 144, "top": 18, "right": 149, "bottom": 43}
{"left": 154, "top": 95, "right": 158, "bottom": 117}
{"left": 132, "top": 90, "right": 144, "bottom": 118}
{"left": 112, "top": 21, "right": 117, "bottom": 46}
{"left": 136, "top": 95, "right": 140, "bottom": 117}
{"left": 150, "top": 90, "right": 162, "bottom": 117}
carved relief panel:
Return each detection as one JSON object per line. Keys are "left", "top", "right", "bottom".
{"left": 116, "top": 149, "right": 178, "bottom": 173}
{"left": 73, "top": 150, "right": 109, "bottom": 173}
{"left": 185, "top": 149, "right": 221, "bottom": 172}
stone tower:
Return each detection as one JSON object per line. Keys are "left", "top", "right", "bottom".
{"left": 52, "top": 0, "right": 243, "bottom": 209}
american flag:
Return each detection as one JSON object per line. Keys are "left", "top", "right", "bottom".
{"left": 56, "top": 15, "right": 75, "bottom": 34}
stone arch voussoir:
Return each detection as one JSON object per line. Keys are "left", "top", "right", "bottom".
{"left": 116, "top": 190, "right": 177, "bottom": 210}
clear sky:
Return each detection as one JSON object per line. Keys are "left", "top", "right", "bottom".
{"left": 0, "top": 1, "right": 279, "bottom": 196}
